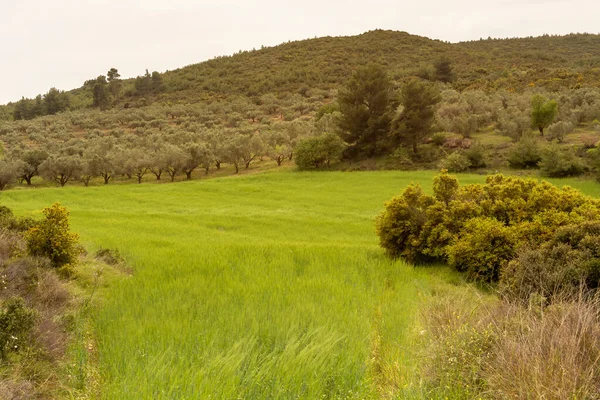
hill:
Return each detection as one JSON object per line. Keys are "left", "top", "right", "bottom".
{"left": 2, "top": 30, "right": 600, "bottom": 117}
{"left": 0, "top": 30, "right": 600, "bottom": 191}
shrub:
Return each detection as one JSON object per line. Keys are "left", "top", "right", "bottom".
{"left": 26, "top": 203, "right": 80, "bottom": 268}
{"left": 0, "top": 297, "right": 36, "bottom": 360}
{"left": 375, "top": 184, "right": 435, "bottom": 262}
{"left": 431, "top": 132, "right": 447, "bottom": 146}
{"left": 463, "top": 144, "right": 487, "bottom": 168}
{"left": 410, "top": 143, "right": 442, "bottom": 164}
{"left": 447, "top": 218, "right": 517, "bottom": 282}
{"left": 540, "top": 144, "right": 584, "bottom": 177}
{"left": 546, "top": 121, "right": 574, "bottom": 143}
{"left": 376, "top": 171, "right": 600, "bottom": 284}
{"left": 95, "top": 247, "right": 124, "bottom": 265}
{"left": 501, "top": 221, "right": 600, "bottom": 303}
{"left": 0, "top": 206, "right": 38, "bottom": 232}
{"left": 294, "top": 133, "right": 346, "bottom": 170}
{"left": 439, "top": 152, "right": 471, "bottom": 172}
{"left": 507, "top": 136, "right": 541, "bottom": 168}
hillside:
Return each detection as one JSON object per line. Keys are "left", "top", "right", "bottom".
{"left": 0, "top": 29, "right": 600, "bottom": 191}
{"left": 2, "top": 30, "right": 600, "bottom": 117}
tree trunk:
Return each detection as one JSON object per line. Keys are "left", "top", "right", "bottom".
{"left": 103, "top": 173, "right": 111, "bottom": 184}
{"left": 234, "top": 162, "right": 239, "bottom": 173}
{"left": 412, "top": 140, "right": 418, "bottom": 154}
{"left": 185, "top": 170, "right": 193, "bottom": 180}
{"left": 215, "top": 160, "right": 221, "bottom": 170}
{"left": 24, "top": 175, "right": 33, "bottom": 185}
{"left": 539, "top": 126, "right": 544, "bottom": 136}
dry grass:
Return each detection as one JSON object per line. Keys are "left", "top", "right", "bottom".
{"left": 485, "top": 297, "right": 600, "bottom": 399}
{"left": 421, "top": 291, "right": 600, "bottom": 399}
{"left": 0, "top": 230, "right": 24, "bottom": 265}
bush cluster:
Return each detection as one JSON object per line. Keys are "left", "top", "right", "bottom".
{"left": 376, "top": 171, "right": 600, "bottom": 298}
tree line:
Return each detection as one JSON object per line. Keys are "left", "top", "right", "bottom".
{"left": 0, "top": 126, "right": 312, "bottom": 189}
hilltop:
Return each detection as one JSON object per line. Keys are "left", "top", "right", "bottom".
{"left": 2, "top": 30, "right": 600, "bottom": 118}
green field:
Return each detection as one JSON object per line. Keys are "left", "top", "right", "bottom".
{"left": 3, "top": 170, "right": 599, "bottom": 399}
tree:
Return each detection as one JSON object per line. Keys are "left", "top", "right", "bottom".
{"left": 239, "top": 134, "right": 265, "bottom": 169}
{"left": 39, "top": 155, "right": 82, "bottom": 187}
{"left": 0, "top": 159, "right": 23, "bottom": 190}
{"left": 162, "top": 145, "right": 188, "bottom": 182}
{"left": 107, "top": 68, "right": 122, "bottom": 97}
{"left": 43, "top": 87, "right": 70, "bottom": 115}
{"left": 294, "top": 133, "right": 346, "bottom": 170}
{"left": 92, "top": 76, "right": 109, "bottom": 109}
{"left": 18, "top": 149, "right": 48, "bottom": 185}
{"left": 433, "top": 57, "right": 455, "bottom": 83}
{"left": 337, "top": 64, "right": 393, "bottom": 157}
{"left": 182, "top": 142, "right": 213, "bottom": 179}
{"left": 221, "top": 135, "right": 246, "bottom": 173}
{"left": 391, "top": 79, "right": 441, "bottom": 153}
{"left": 86, "top": 145, "right": 116, "bottom": 184}
{"left": 266, "top": 131, "right": 291, "bottom": 166}
{"left": 531, "top": 94, "right": 558, "bottom": 136}
{"left": 116, "top": 149, "right": 149, "bottom": 184}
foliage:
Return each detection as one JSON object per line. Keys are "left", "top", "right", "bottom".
{"left": 377, "top": 171, "right": 600, "bottom": 285}
{"left": 507, "top": 136, "right": 541, "bottom": 168}
{"left": 463, "top": 144, "right": 487, "bottom": 168}
{"left": 447, "top": 217, "right": 516, "bottom": 282}
{"left": 539, "top": 143, "right": 585, "bottom": 177}
{"left": 391, "top": 78, "right": 440, "bottom": 153}
{"left": 337, "top": 64, "right": 392, "bottom": 157}
{"left": 433, "top": 57, "right": 455, "bottom": 83}
{"left": 546, "top": 121, "right": 574, "bottom": 142}
{"left": 439, "top": 152, "right": 471, "bottom": 172}
{"left": 26, "top": 203, "right": 80, "bottom": 268}
{"left": 294, "top": 133, "right": 346, "bottom": 170}
{"left": 0, "top": 297, "right": 36, "bottom": 360}
{"left": 531, "top": 94, "right": 558, "bottom": 135}
{"left": 430, "top": 132, "right": 447, "bottom": 147}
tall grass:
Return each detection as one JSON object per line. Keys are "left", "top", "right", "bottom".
{"left": 2, "top": 170, "right": 598, "bottom": 398}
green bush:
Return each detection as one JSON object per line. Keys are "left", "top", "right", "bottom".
{"left": 546, "top": 121, "right": 574, "bottom": 143}
{"left": 540, "top": 144, "right": 584, "bottom": 177}
{"left": 0, "top": 206, "right": 38, "bottom": 232}
{"left": 464, "top": 144, "right": 487, "bottom": 168}
{"left": 294, "top": 133, "right": 346, "bottom": 170}
{"left": 501, "top": 221, "right": 600, "bottom": 302}
{"left": 26, "top": 203, "right": 80, "bottom": 268}
{"left": 411, "top": 143, "right": 443, "bottom": 164}
{"left": 507, "top": 136, "right": 541, "bottom": 168}
{"left": 439, "top": 152, "right": 471, "bottom": 172}
{"left": 447, "top": 218, "right": 516, "bottom": 282}
{"left": 376, "top": 171, "right": 600, "bottom": 284}
{"left": 431, "top": 132, "right": 447, "bottom": 146}
{"left": 0, "top": 297, "right": 36, "bottom": 360}
{"left": 375, "top": 184, "right": 434, "bottom": 262}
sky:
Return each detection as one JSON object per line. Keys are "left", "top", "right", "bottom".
{"left": 1, "top": 0, "right": 599, "bottom": 105}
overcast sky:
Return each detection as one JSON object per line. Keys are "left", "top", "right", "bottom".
{"left": 1, "top": 0, "right": 599, "bottom": 105}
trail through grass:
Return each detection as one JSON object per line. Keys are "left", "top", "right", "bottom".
{"left": 4, "top": 170, "right": 596, "bottom": 398}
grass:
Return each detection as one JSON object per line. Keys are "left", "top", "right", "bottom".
{"left": 2, "top": 169, "right": 599, "bottom": 398}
